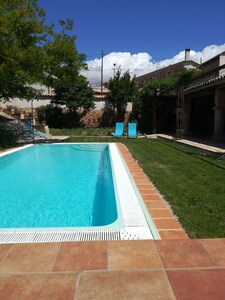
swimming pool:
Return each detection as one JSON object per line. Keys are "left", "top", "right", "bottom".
{"left": 0, "top": 144, "right": 118, "bottom": 228}
{"left": 0, "top": 143, "right": 160, "bottom": 243}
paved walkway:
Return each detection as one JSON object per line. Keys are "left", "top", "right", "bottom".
{"left": 0, "top": 143, "right": 224, "bottom": 299}
{"left": 157, "top": 134, "right": 225, "bottom": 156}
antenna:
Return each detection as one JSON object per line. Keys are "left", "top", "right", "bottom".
{"left": 113, "top": 63, "right": 116, "bottom": 77}
{"left": 101, "top": 50, "right": 104, "bottom": 95}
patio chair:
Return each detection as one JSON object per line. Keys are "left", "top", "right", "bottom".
{"left": 112, "top": 122, "right": 124, "bottom": 137}
{"left": 128, "top": 122, "right": 137, "bottom": 138}
{"left": 25, "top": 120, "right": 50, "bottom": 138}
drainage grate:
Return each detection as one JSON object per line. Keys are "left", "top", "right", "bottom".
{"left": 0, "top": 227, "right": 152, "bottom": 244}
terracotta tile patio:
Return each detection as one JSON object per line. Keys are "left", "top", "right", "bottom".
{"left": 0, "top": 143, "right": 224, "bottom": 299}
{"left": 0, "top": 238, "right": 225, "bottom": 299}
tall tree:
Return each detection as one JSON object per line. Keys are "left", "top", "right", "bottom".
{"left": 0, "top": 0, "right": 46, "bottom": 99}
{"left": 133, "top": 69, "right": 198, "bottom": 133}
{"left": 0, "top": 0, "right": 94, "bottom": 111}
{"left": 107, "top": 69, "right": 138, "bottom": 121}
{"left": 44, "top": 19, "right": 94, "bottom": 111}
{"left": 52, "top": 76, "right": 94, "bottom": 112}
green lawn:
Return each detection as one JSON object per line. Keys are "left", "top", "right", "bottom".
{"left": 50, "top": 127, "right": 114, "bottom": 136}
{"left": 125, "top": 138, "right": 225, "bottom": 239}
{"left": 62, "top": 134, "right": 225, "bottom": 239}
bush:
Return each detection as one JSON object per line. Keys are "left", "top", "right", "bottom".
{"left": 36, "top": 104, "right": 132, "bottom": 129}
{"left": 79, "top": 110, "right": 102, "bottom": 128}
{"left": 0, "top": 122, "right": 18, "bottom": 148}
{"left": 176, "top": 128, "right": 185, "bottom": 139}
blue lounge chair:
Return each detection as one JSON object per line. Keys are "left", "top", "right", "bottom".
{"left": 25, "top": 120, "right": 50, "bottom": 138}
{"left": 128, "top": 122, "right": 137, "bottom": 138}
{"left": 113, "top": 122, "right": 124, "bottom": 137}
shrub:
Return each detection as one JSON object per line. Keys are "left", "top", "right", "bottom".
{"left": 0, "top": 121, "right": 18, "bottom": 148}
{"left": 79, "top": 110, "right": 103, "bottom": 128}
{"left": 176, "top": 128, "right": 185, "bottom": 139}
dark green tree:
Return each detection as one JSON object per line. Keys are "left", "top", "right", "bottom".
{"left": 52, "top": 76, "right": 94, "bottom": 112}
{"left": 0, "top": 0, "right": 94, "bottom": 111}
{"left": 107, "top": 69, "right": 138, "bottom": 121}
{"left": 0, "top": 0, "right": 47, "bottom": 99}
{"left": 133, "top": 70, "right": 197, "bottom": 133}
{"left": 44, "top": 19, "right": 94, "bottom": 111}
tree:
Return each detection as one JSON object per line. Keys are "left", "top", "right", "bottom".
{"left": 0, "top": 0, "right": 93, "bottom": 111}
{"left": 52, "top": 76, "right": 95, "bottom": 112}
{"left": 0, "top": 0, "right": 47, "bottom": 99}
{"left": 133, "top": 70, "right": 197, "bottom": 133}
{"left": 44, "top": 19, "right": 94, "bottom": 111}
{"left": 107, "top": 69, "right": 138, "bottom": 121}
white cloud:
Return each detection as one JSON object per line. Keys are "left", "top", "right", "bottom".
{"left": 81, "top": 44, "right": 225, "bottom": 85}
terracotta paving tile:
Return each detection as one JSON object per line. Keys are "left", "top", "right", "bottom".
{"left": 149, "top": 209, "right": 174, "bottom": 219}
{"left": 76, "top": 271, "right": 175, "bottom": 300}
{"left": 155, "top": 240, "right": 216, "bottom": 268}
{"left": 128, "top": 166, "right": 142, "bottom": 172}
{"left": 126, "top": 162, "right": 136, "bottom": 165}
{"left": 200, "top": 239, "right": 225, "bottom": 266}
{"left": 167, "top": 269, "right": 225, "bottom": 300}
{"left": 132, "top": 174, "right": 147, "bottom": 179}
{"left": 0, "top": 244, "right": 13, "bottom": 264}
{"left": 145, "top": 201, "right": 168, "bottom": 209}
{"left": 127, "top": 165, "right": 138, "bottom": 169}
{"left": 137, "top": 183, "right": 155, "bottom": 189}
{"left": 159, "top": 230, "right": 189, "bottom": 240}
{"left": 134, "top": 178, "right": 152, "bottom": 185}
{"left": 53, "top": 241, "right": 107, "bottom": 272}
{"left": 139, "top": 188, "right": 156, "bottom": 194}
{"left": 0, "top": 273, "right": 77, "bottom": 300}
{"left": 125, "top": 158, "right": 136, "bottom": 162}
{"left": 107, "top": 240, "right": 163, "bottom": 270}
{"left": 0, "top": 243, "right": 60, "bottom": 272}
{"left": 131, "top": 170, "right": 145, "bottom": 174}
{"left": 142, "top": 194, "right": 162, "bottom": 201}
{"left": 154, "top": 219, "right": 183, "bottom": 230}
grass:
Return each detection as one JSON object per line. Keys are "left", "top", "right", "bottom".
{"left": 63, "top": 135, "right": 225, "bottom": 238}
{"left": 125, "top": 138, "right": 225, "bottom": 239}
{"left": 50, "top": 127, "right": 114, "bottom": 136}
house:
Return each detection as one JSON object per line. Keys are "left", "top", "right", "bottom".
{"left": 183, "top": 51, "right": 225, "bottom": 140}
{"left": 135, "top": 49, "right": 225, "bottom": 140}
{"left": 135, "top": 49, "right": 200, "bottom": 88}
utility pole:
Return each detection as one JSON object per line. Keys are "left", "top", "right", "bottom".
{"left": 113, "top": 63, "right": 116, "bottom": 77}
{"left": 101, "top": 50, "right": 104, "bottom": 95}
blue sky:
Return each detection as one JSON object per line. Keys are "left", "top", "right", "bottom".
{"left": 38, "top": 0, "right": 225, "bottom": 84}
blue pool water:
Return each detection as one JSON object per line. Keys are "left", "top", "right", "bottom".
{"left": 0, "top": 144, "right": 118, "bottom": 228}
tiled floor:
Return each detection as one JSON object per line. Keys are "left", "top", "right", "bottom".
{"left": 0, "top": 239, "right": 225, "bottom": 299}
{"left": 0, "top": 143, "right": 224, "bottom": 299}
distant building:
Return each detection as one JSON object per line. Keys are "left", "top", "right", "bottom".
{"left": 92, "top": 86, "right": 109, "bottom": 99}
{"left": 135, "top": 49, "right": 200, "bottom": 88}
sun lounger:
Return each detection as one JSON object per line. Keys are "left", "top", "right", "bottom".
{"left": 25, "top": 120, "right": 50, "bottom": 138}
{"left": 128, "top": 122, "right": 137, "bottom": 138}
{"left": 112, "top": 122, "right": 124, "bottom": 137}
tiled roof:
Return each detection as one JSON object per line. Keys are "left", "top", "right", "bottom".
{"left": 184, "top": 75, "right": 225, "bottom": 92}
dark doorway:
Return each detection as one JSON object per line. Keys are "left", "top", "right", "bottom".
{"left": 191, "top": 95, "right": 214, "bottom": 137}
{"left": 157, "top": 96, "right": 176, "bottom": 133}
